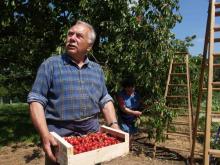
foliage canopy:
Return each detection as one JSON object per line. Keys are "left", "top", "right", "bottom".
{"left": 0, "top": 0, "right": 183, "bottom": 101}
{"left": 1, "top": 0, "right": 201, "bottom": 142}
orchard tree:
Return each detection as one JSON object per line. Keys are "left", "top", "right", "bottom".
{"left": 0, "top": 0, "right": 64, "bottom": 101}
{"left": 0, "top": 0, "right": 182, "bottom": 101}
{"left": 76, "top": 0, "right": 182, "bottom": 99}
{"left": 1, "top": 0, "right": 193, "bottom": 142}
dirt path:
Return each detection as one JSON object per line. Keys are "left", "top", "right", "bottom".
{"left": 0, "top": 142, "right": 188, "bottom": 165}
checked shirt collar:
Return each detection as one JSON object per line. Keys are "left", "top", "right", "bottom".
{"left": 62, "top": 53, "right": 92, "bottom": 69}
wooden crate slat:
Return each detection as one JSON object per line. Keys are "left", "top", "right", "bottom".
{"left": 68, "top": 142, "right": 128, "bottom": 165}
{"left": 50, "top": 132, "right": 73, "bottom": 165}
{"left": 51, "top": 125, "right": 129, "bottom": 165}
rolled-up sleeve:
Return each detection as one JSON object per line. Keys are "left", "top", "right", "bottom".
{"left": 98, "top": 69, "right": 113, "bottom": 108}
{"left": 27, "top": 92, "right": 48, "bottom": 107}
{"left": 27, "top": 60, "right": 51, "bottom": 108}
{"left": 99, "top": 94, "right": 113, "bottom": 108}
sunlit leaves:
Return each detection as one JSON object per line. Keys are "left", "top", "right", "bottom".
{"left": 0, "top": 0, "right": 189, "bottom": 104}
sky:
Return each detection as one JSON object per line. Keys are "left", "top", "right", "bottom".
{"left": 172, "top": 0, "right": 209, "bottom": 56}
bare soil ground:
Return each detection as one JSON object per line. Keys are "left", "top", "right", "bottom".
{"left": 0, "top": 142, "right": 187, "bottom": 165}
{"left": 0, "top": 116, "right": 204, "bottom": 165}
{"left": 0, "top": 132, "right": 203, "bottom": 165}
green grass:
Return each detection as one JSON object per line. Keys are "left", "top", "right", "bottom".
{"left": 0, "top": 103, "right": 39, "bottom": 147}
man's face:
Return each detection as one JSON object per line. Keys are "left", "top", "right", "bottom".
{"left": 65, "top": 24, "right": 92, "bottom": 57}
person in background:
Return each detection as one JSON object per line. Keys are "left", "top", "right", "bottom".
{"left": 27, "top": 20, "right": 119, "bottom": 165}
{"left": 117, "top": 77, "right": 142, "bottom": 135}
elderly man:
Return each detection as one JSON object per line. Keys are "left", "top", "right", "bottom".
{"left": 27, "top": 20, "right": 119, "bottom": 164}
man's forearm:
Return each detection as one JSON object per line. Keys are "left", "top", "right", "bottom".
{"left": 29, "top": 102, "right": 58, "bottom": 162}
{"left": 29, "top": 102, "right": 50, "bottom": 138}
{"left": 102, "top": 101, "right": 120, "bottom": 129}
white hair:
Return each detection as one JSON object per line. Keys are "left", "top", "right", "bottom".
{"left": 75, "top": 20, "right": 96, "bottom": 45}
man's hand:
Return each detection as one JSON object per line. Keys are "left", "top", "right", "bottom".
{"left": 42, "top": 133, "right": 58, "bottom": 163}
{"left": 110, "top": 123, "right": 120, "bottom": 130}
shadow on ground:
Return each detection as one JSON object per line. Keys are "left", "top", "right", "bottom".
{"left": 132, "top": 136, "right": 196, "bottom": 165}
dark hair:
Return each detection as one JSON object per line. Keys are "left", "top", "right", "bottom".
{"left": 121, "top": 78, "right": 135, "bottom": 88}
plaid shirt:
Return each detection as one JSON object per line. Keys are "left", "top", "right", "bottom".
{"left": 27, "top": 53, "right": 113, "bottom": 121}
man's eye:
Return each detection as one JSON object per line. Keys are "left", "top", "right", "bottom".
{"left": 68, "top": 32, "right": 74, "bottom": 36}
{"left": 76, "top": 33, "right": 82, "bottom": 38}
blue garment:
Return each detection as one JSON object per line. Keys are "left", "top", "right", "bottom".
{"left": 118, "top": 90, "right": 141, "bottom": 122}
{"left": 47, "top": 115, "right": 99, "bottom": 137}
{"left": 120, "top": 122, "right": 137, "bottom": 134}
{"left": 118, "top": 90, "right": 141, "bottom": 134}
{"left": 27, "top": 53, "right": 113, "bottom": 121}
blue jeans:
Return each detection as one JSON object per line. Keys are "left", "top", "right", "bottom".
{"left": 119, "top": 120, "right": 138, "bottom": 134}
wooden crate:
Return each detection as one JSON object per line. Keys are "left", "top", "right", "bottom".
{"left": 51, "top": 125, "right": 129, "bottom": 165}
